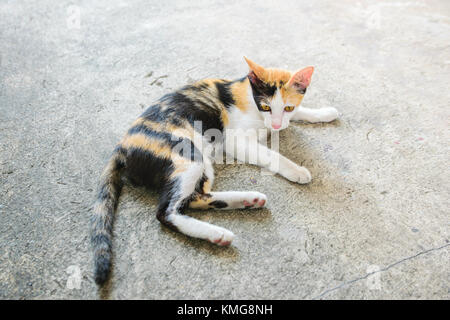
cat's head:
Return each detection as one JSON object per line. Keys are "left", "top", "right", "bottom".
{"left": 244, "top": 57, "right": 314, "bottom": 131}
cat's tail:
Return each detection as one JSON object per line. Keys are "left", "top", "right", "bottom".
{"left": 90, "top": 148, "right": 126, "bottom": 285}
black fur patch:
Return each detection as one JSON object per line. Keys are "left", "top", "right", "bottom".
{"left": 247, "top": 71, "right": 277, "bottom": 111}
{"left": 215, "top": 81, "right": 235, "bottom": 108}
{"left": 93, "top": 253, "right": 112, "bottom": 285}
{"left": 156, "top": 178, "right": 182, "bottom": 231}
{"left": 210, "top": 200, "right": 228, "bottom": 208}
{"left": 124, "top": 147, "right": 174, "bottom": 189}
{"left": 156, "top": 91, "right": 225, "bottom": 134}
{"left": 195, "top": 174, "right": 209, "bottom": 194}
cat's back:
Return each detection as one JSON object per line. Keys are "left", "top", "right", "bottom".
{"left": 140, "top": 78, "right": 236, "bottom": 133}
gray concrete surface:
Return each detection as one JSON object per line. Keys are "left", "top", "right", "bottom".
{"left": 0, "top": 0, "right": 449, "bottom": 299}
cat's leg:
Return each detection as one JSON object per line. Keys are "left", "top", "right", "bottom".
{"left": 256, "top": 143, "right": 312, "bottom": 184}
{"left": 225, "top": 136, "right": 312, "bottom": 184}
{"left": 189, "top": 191, "right": 267, "bottom": 210}
{"left": 188, "top": 158, "right": 267, "bottom": 210}
{"left": 292, "top": 106, "right": 339, "bottom": 123}
{"left": 156, "top": 160, "right": 234, "bottom": 246}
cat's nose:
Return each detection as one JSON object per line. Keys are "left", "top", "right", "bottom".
{"left": 272, "top": 123, "right": 281, "bottom": 129}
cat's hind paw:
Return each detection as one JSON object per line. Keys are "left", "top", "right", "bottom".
{"left": 208, "top": 226, "right": 235, "bottom": 246}
{"left": 242, "top": 192, "right": 267, "bottom": 208}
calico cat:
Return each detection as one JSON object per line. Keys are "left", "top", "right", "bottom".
{"left": 90, "top": 57, "right": 339, "bottom": 285}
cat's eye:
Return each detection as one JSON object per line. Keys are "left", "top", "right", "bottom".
{"left": 260, "top": 104, "right": 271, "bottom": 112}
{"left": 284, "top": 106, "right": 295, "bottom": 112}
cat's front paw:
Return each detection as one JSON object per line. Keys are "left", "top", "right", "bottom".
{"left": 283, "top": 165, "right": 312, "bottom": 184}
{"left": 316, "top": 107, "right": 339, "bottom": 123}
{"left": 208, "top": 226, "right": 235, "bottom": 246}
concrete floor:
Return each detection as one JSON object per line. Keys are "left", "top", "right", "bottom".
{"left": 0, "top": 0, "right": 449, "bottom": 299}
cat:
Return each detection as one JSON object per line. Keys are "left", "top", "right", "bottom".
{"left": 90, "top": 57, "right": 339, "bottom": 285}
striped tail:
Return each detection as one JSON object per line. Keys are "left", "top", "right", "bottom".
{"left": 90, "top": 149, "right": 125, "bottom": 285}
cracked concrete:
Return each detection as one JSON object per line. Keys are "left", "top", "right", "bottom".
{"left": 0, "top": 0, "right": 449, "bottom": 299}
{"left": 314, "top": 243, "right": 450, "bottom": 299}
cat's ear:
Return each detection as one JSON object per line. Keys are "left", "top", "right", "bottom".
{"left": 244, "top": 56, "right": 266, "bottom": 83}
{"left": 288, "top": 67, "right": 314, "bottom": 92}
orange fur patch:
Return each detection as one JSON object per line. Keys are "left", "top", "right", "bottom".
{"left": 189, "top": 192, "right": 214, "bottom": 209}
{"left": 202, "top": 179, "right": 212, "bottom": 193}
{"left": 261, "top": 68, "right": 292, "bottom": 86}
{"left": 230, "top": 79, "right": 249, "bottom": 112}
{"left": 220, "top": 107, "right": 229, "bottom": 126}
{"left": 121, "top": 134, "right": 172, "bottom": 158}
{"left": 280, "top": 86, "right": 304, "bottom": 106}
